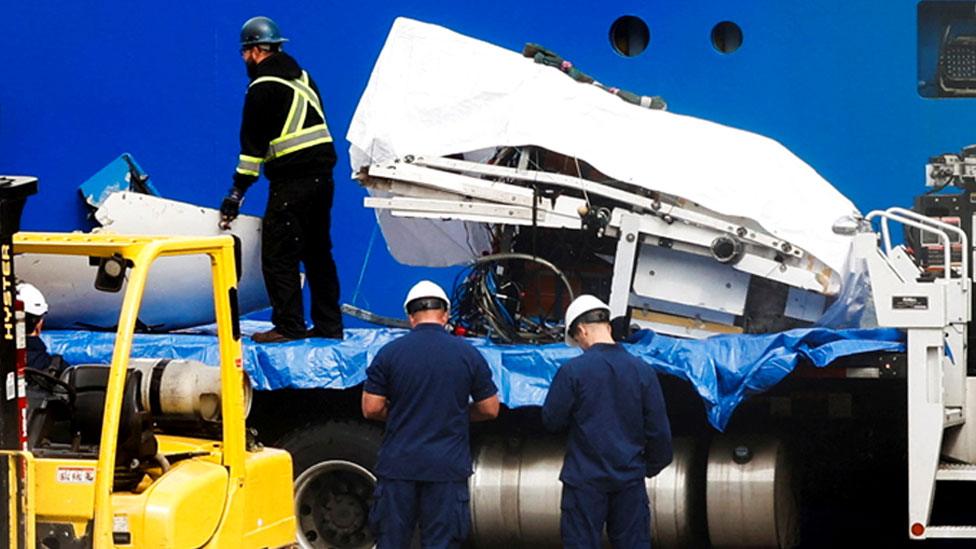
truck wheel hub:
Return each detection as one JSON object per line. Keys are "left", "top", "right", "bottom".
{"left": 295, "top": 460, "right": 376, "bottom": 549}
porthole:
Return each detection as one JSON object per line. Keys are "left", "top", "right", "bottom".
{"left": 610, "top": 15, "right": 650, "bottom": 57}
{"left": 711, "top": 21, "right": 743, "bottom": 54}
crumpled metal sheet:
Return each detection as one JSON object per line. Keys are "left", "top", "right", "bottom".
{"left": 19, "top": 191, "right": 267, "bottom": 330}
{"left": 42, "top": 322, "right": 904, "bottom": 430}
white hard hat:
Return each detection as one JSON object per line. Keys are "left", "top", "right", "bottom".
{"left": 403, "top": 280, "right": 451, "bottom": 314}
{"left": 16, "top": 282, "right": 48, "bottom": 316}
{"left": 564, "top": 294, "right": 610, "bottom": 346}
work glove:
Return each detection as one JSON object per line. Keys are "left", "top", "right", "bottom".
{"left": 219, "top": 187, "right": 245, "bottom": 230}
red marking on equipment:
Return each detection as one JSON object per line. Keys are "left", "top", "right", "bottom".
{"left": 454, "top": 326, "right": 468, "bottom": 336}
{"left": 235, "top": 358, "right": 243, "bottom": 369}
{"left": 911, "top": 523, "right": 925, "bottom": 537}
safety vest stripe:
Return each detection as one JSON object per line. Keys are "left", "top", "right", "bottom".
{"left": 249, "top": 76, "right": 324, "bottom": 119}
{"left": 236, "top": 155, "right": 263, "bottom": 176}
{"left": 293, "top": 72, "right": 322, "bottom": 128}
{"left": 287, "top": 98, "right": 307, "bottom": 136}
{"left": 267, "top": 126, "right": 332, "bottom": 159}
{"left": 288, "top": 75, "right": 323, "bottom": 116}
{"left": 249, "top": 71, "right": 331, "bottom": 161}
{"left": 282, "top": 92, "right": 302, "bottom": 139}
{"left": 271, "top": 136, "right": 332, "bottom": 159}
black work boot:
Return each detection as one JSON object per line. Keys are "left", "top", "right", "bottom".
{"left": 252, "top": 329, "right": 297, "bottom": 344}
{"left": 306, "top": 327, "right": 344, "bottom": 340}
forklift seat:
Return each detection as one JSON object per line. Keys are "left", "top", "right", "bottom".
{"left": 64, "top": 365, "right": 158, "bottom": 484}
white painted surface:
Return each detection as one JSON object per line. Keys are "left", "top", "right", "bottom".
{"left": 631, "top": 244, "right": 750, "bottom": 316}
{"left": 18, "top": 192, "right": 268, "bottom": 330}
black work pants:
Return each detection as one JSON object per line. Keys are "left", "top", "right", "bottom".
{"left": 261, "top": 175, "right": 342, "bottom": 338}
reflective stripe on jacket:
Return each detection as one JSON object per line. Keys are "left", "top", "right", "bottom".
{"left": 235, "top": 70, "right": 332, "bottom": 177}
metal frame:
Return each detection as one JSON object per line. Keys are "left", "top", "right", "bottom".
{"left": 410, "top": 156, "right": 807, "bottom": 257}
{"left": 359, "top": 154, "right": 840, "bottom": 335}
{"left": 857, "top": 210, "right": 972, "bottom": 540}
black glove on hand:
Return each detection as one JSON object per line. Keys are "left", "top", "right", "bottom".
{"left": 219, "top": 187, "right": 245, "bottom": 230}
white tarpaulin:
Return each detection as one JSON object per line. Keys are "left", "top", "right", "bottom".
{"left": 348, "top": 17, "right": 859, "bottom": 277}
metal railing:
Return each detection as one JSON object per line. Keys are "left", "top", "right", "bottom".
{"left": 865, "top": 208, "right": 968, "bottom": 282}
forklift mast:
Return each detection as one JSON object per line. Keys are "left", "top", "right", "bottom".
{"left": 0, "top": 176, "right": 36, "bottom": 548}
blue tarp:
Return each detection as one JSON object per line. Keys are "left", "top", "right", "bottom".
{"left": 42, "top": 322, "right": 905, "bottom": 430}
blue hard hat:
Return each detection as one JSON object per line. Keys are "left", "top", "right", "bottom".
{"left": 240, "top": 16, "right": 289, "bottom": 47}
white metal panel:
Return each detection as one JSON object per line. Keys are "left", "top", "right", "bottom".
{"left": 907, "top": 329, "right": 948, "bottom": 540}
{"left": 18, "top": 192, "right": 268, "bottom": 330}
{"left": 857, "top": 233, "right": 949, "bottom": 329}
{"left": 632, "top": 244, "right": 749, "bottom": 316}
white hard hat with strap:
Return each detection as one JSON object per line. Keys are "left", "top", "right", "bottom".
{"left": 17, "top": 282, "right": 48, "bottom": 316}
{"left": 563, "top": 294, "right": 610, "bottom": 347}
{"left": 403, "top": 280, "right": 451, "bottom": 314}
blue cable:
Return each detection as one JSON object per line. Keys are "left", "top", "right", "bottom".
{"left": 351, "top": 223, "right": 379, "bottom": 309}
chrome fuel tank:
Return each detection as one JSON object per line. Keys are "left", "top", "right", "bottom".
{"left": 469, "top": 434, "right": 795, "bottom": 548}
{"left": 469, "top": 437, "right": 704, "bottom": 548}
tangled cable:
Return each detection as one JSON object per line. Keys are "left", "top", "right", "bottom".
{"left": 451, "top": 253, "right": 575, "bottom": 344}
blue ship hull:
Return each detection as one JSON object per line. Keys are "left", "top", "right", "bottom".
{"left": 6, "top": 1, "right": 972, "bottom": 320}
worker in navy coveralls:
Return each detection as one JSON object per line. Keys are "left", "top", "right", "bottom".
{"left": 542, "top": 295, "right": 673, "bottom": 548}
{"left": 362, "top": 280, "right": 500, "bottom": 548}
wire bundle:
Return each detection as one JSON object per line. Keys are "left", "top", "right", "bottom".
{"left": 450, "top": 253, "right": 575, "bottom": 344}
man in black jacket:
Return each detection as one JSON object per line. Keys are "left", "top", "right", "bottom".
{"left": 220, "top": 16, "right": 343, "bottom": 343}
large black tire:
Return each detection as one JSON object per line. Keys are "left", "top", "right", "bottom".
{"left": 278, "top": 420, "right": 384, "bottom": 549}
{"left": 279, "top": 419, "right": 384, "bottom": 478}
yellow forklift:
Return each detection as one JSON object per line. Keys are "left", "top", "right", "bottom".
{"left": 0, "top": 176, "right": 296, "bottom": 547}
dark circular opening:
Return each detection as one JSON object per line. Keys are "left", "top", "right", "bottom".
{"left": 711, "top": 21, "right": 743, "bottom": 54}
{"left": 713, "top": 240, "right": 736, "bottom": 261}
{"left": 710, "top": 236, "right": 743, "bottom": 264}
{"left": 610, "top": 15, "right": 650, "bottom": 57}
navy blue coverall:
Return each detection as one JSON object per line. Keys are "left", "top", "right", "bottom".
{"left": 542, "top": 343, "right": 673, "bottom": 548}
{"left": 364, "top": 323, "right": 498, "bottom": 548}
{"left": 26, "top": 336, "right": 68, "bottom": 410}
{"left": 27, "top": 336, "right": 66, "bottom": 375}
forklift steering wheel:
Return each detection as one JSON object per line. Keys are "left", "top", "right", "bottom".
{"left": 24, "top": 368, "right": 76, "bottom": 405}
